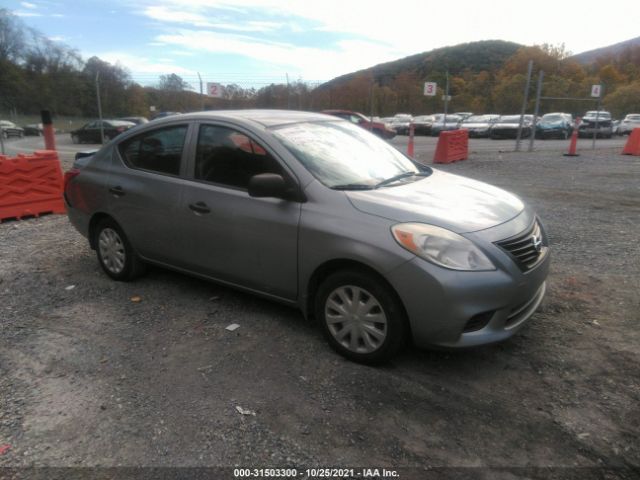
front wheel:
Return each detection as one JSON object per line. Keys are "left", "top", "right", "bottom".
{"left": 315, "top": 270, "right": 407, "bottom": 364}
{"left": 94, "top": 218, "right": 146, "bottom": 281}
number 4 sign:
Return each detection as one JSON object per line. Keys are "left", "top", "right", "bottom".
{"left": 423, "top": 82, "right": 437, "bottom": 96}
{"left": 207, "top": 82, "right": 224, "bottom": 98}
{"left": 591, "top": 84, "right": 602, "bottom": 98}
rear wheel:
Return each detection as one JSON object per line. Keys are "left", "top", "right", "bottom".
{"left": 315, "top": 269, "right": 407, "bottom": 364}
{"left": 94, "top": 218, "right": 146, "bottom": 281}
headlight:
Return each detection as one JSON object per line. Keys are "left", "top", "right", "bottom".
{"left": 391, "top": 223, "right": 495, "bottom": 271}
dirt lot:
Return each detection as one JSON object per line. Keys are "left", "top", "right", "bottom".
{"left": 1, "top": 145, "right": 639, "bottom": 478}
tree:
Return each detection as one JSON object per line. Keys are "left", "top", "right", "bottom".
{"left": 604, "top": 81, "right": 640, "bottom": 117}
{"left": 158, "top": 73, "right": 191, "bottom": 92}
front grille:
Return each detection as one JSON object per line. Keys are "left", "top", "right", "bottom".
{"left": 496, "top": 221, "right": 546, "bottom": 271}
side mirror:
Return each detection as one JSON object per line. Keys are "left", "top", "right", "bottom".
{"left": 248, "top": 173, "right": 288, "bottom": 199}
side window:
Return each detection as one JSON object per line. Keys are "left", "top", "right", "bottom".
{"left": 118, "top": 125, "right": 187, "bottom": 176}
{"left": 194, "top": 124, "right": 284, "bottom": 189}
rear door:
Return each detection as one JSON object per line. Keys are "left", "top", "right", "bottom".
{"left": 179, "top": 122, "right": 301, "bottom": 300}
{"left": 107, "top": 123, "right": 192, "bottom": 266}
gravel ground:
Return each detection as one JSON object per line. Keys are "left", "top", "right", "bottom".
{"left": 1, "top": 146, "right": 639, "bottom": 479}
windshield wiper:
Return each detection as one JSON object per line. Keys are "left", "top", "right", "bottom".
{"left": 331, "top": 183, "right": 375, "bottom": 190}
{"left": 374, "top": 171, "right": 430, "bottom": 189}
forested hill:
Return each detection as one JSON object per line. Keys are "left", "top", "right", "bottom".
{"left": 320, "top": 40, "right": 522, "bottom": 89}
{"left": 571, "top": 36, "right": 640, "bottom": 64}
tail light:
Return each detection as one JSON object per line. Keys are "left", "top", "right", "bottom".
{"left": 116, "top": 126, "right": 125, "bottom": 132}
{"left": 64, "top": 168, "right": 80, "bottom": 192}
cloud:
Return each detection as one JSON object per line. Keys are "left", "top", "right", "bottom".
{"left": 14, "top": 11, "right": 43, "bottom": 17}
{"left": 143, "top": 6, "right": 283, "bottom": 32}
{"left": 96, "top": 51, "right": 195, "bottom": 75}
{"left": 155, "top": 29, "right": 401, "bottom": 80}
{"left": 21, "top": 2, "right": 37, "bottom": 8}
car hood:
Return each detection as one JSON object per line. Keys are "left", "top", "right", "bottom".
{"left": 346, "top": 169, "right": 525, "bottom": 233}
{"left": 462, "top": 122, "right": 490, "bottom": 128}
{"left": 538, "top": 121, "right": 563, "bottom": 128}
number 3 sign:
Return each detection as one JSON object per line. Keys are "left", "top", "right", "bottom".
{"left": 423, "top": 82, "right": 437, "bottom": 96}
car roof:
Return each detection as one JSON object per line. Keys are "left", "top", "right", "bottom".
{"left": 151, "top": 109, "right": 335, "bottom": 128}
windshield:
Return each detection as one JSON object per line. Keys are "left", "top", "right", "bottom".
{"left": 585, "top": 111, "right": 611, "bottom": 119}
{"left": 499, "top": 115, "right": 529, "bottom": 123}
{"left": 541, "top": 114, "right": 564, "bottom": 122}
{"left": 626, "top": 114, "right": 640, "bottom": 121}
{"left": 463, "top": 115, "right": 489, "bottom": 123}
{"left": 271, "top": 121, "right": 428, "bottom": 189}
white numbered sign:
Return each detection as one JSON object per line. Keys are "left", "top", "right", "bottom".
{"left": 423, "top": 82, "right": 437, "bottom": 96}
{"left": 207, "top": 82, "right": 224, "bottom": 98}
{"left": 591, "top": 84, "right": 602, "bottom": 98}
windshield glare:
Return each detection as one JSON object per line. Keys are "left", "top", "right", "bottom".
{"left": 271, "top": 121, "right": 424, "bottom": 188}
{"left": 542, "top": 114, "right": 563, "bottom": 122}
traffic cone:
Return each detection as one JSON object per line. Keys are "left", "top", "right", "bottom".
{"left": 563, "top": 128, "right": 579, "bottom": 157}
{"left": 407, "top": 123, "right": 415, "bottom": 158}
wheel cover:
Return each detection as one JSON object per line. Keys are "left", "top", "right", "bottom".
{"left": 98, "top": 228, "right": 126, "bottom": 274}
{"left": 325, "top": 285, "right": 388, "bottom": 354}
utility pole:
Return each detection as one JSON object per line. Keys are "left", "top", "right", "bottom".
{"left": 96, "top": 71, "right": 105, "bottom": 145}
{"left": 592, "top": 83, "right": 604, "bottom": 150}
{"left": 286, "top": 73, "right": 291, "bottom": 109}
{"left": 198, "top": 72, "right": 204, "bottom": 111}
{"left": 516, "top": 60, "right": 533, "bottom": 152}
{"left": 369, "top": 78, "right": 374, "bottom": 128}
{"left": 528, "top": 70, "right": 544, "bottom": 152}
{"left": 443, "top": 70, "right": 449, "bottom": 126}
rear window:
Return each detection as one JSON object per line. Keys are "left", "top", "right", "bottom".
{"left": 118, "top": 125, "right": 188, "bottom": 176}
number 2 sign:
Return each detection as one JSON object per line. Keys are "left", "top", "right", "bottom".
{"left": 423, "top": 82, "right": 437, "bottom": 96}
{"left": 207, "top": 82, "right": 224, "bottom": 98}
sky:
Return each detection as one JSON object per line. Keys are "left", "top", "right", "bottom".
{"left": 5, "top": 0, "right": 640, "bottom": 89}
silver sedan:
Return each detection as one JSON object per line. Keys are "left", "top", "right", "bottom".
{"left": 64, "top": 110, "right": 550, "bottom": 363}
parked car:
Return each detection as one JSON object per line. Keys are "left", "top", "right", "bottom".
{"left": 0, "top": 120, "right": 25, "bottom": 138}
{"left": 64, "top": 110, "right": 549, "bottom": 363}
{"left": 430, "top": 114, "right": 463, "bottom": 136}
{"left": 460, "top": 114, "right": 500, "bottom": 138}
{"left": 322, "top": 110, "right": 396, "bottom": 139}
{"left": 454, "top": 112, "right": 474, "bottom": 121}
{"left": 70, "top": 120, "right": 136, "bottom": 144}
{"left": 535, "top": 113, "right": 574, "bottom": 140}
{"left": 619, "top": 114, "right": 640, "bottom": 135}
{"left": 412, "top": 115, "right": 435, "bottom": 135}
{"left": 22, "top": 123, "right": 46, "bottom": 136}
{"left": 578, "top": 111, "right": 612, "bottom": 138}
{"left": 490, "top": 115, "right": 535, "bottom": 139}
{"left": 118, "top": 116, "right": 149, "bottom": 125}
{"left": 389, "top": 114, "right": 413, "bottom": 135}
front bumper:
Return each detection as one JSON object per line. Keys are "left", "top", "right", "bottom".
{"left": 385, "top": 213, "right": 550, "bottom": 348}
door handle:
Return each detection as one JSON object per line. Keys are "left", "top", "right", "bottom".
{"left": 109, "top": 186, "right": 125, "bottom": 197}
{"left": 189, "top": 201, "right": 211, "bottom": 215}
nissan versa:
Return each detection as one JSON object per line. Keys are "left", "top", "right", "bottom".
{"left": 64, "top": 110, "right": 550, "bottom": 363}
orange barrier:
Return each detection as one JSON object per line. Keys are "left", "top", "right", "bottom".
{"left": 407, "top": 123, "right": 415, "bottom": 158}
{"left": 622, "top": 128, "right": 640, "bottom": 156}
{"left": 433, "top": 129, "right": 468, "bottom": 164}
{"left": 0, "top": 150, "right": 65, "bottom": 221}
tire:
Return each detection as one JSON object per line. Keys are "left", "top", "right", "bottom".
{"left": 314, "top": 269, "right": 407, "bottom": 364}
{"left": 562, "top": 130, "right": 569, "bottom": 140}
{"left": 94, "top": 218, "right": 146, "bottom": 281}
{"left": 71, "top": 134, "right": 80, "bottom": 144}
